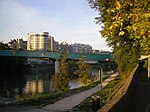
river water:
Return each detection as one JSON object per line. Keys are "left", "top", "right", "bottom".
{"left": 0, "top": 63, "right": 102, "bottom": 99}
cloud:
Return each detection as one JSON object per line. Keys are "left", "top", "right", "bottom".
{"left": 0, "top": 0, "right": 59, "bottom": 41}
{"left": 0, "top": 0, "right": 111, "bottom": 51}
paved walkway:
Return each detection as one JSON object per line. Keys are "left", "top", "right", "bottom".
{"left": 0, "top": 73, "right": 118, "bottom": 112}
{"left": 43, "top": 73, "right": 118, "bottom": 111}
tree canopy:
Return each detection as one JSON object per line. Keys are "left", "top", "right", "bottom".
{"left": 88, "top": 0, "right": 150, "bottom": 73}
{"left": 74, "top": 57, "right": 92, "bottom": 85}
{"left": 52, "top": 52, "right": 70, "bottom": 92}
{"left": 88, "top": 0, "right": 150, "bottom": 50}
{"left": 0, "top": 41, "right": 10, "bottom": 50}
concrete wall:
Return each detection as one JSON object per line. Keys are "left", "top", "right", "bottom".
{"left": 148, "top": 55, "right": 150, "bottom": 79}
{"left": 98, "top": 65, "right": 139, "bottom": 112}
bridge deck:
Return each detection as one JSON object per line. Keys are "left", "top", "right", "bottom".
{"left": 0, "top": 50, "right": 114, "bottom": 61}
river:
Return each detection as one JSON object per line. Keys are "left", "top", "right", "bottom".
{"left": 0, "top": 63, "right": 102, "bottom": 97}
{"left": 0, "top": 61, "right": 116, "bottom": 105}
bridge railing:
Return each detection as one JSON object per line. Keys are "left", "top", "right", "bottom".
{"left": 0, "top": 50, "right": 114, "bottom": 61}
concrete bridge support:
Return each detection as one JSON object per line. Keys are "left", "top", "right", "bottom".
{"left": 55, "top": 60, "right": 59, "bottom": 73}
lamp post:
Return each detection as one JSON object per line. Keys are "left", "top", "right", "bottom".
{"left": 92, "top": 66, "right": 103, "bottom": 112}
{"left": 99, "top": 66, "right": 103, "bottom": 107}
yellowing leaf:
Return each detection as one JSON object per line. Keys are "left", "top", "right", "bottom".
{"left": 119, "top": 31, "right": 125, "bottom": 36}
{"left": 133, "top": 26, "right": 137, "bottom": 31}
{"left": 116, "top": 1, "right": 121, "bottom": 10}
{"left": 120, "top": 22, "right": 123, "bottom": 26}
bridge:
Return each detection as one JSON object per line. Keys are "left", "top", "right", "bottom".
{"left": 0, "top": 50, "right": 114, "bottom": 61}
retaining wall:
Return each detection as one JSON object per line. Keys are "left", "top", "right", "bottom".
{"left": 98, "top": 65, "right": 139, "bottom": 112}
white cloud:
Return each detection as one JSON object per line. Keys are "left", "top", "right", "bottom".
{"left": 0, "top": 0, "right": 111, "bottom": 51}
{"left": 0, "top": 0, "right": 60, "bottom": 41}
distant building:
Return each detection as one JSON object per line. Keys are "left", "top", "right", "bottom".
{"left": 72, "top": 43, "right": 92, "bottom": 53}
{"left": 27, "top": 32, "right": 51, "bottom": 51}
{"left": 59, "top": 42, "right": 73, "bottom": 53}
{"left": 50, "top": 36, "right": 54, "bottom": 51}
{"left": 92, "top": 49, "right": 100, "bottom": 54}
{"left": 53, "top": 41, "right": 59, "bottom": 52}
{"left": 68, "top": 44, "right": 73, "bottom": 53}
{"left": 23, "top": 41, "right": 27, "bottom": 50}
{"left": 99, "top": 50, "right": 111, "bottom": 54}
{"left": 27, "top": 32, "right": 58, "bottom": 51}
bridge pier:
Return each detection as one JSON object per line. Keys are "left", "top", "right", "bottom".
{"left": 148, "top": 55, "right": 150, "bottom": 79}
{"left": 55, "top": 60, "right": 59, "bottom": 73}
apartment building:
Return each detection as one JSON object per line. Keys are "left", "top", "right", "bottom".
{"left": 72, "top": 43, "right": 92, "bottom": 53}
{"left": 59, "top": 42, "right": 73, "bottom": 53}
{"left": 27, "top": 32, "right": 51, "bottom": 51}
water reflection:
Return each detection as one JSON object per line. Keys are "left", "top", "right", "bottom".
{"left": 0, "top": 72, "right": 25, "bottom": 97}
{"left": 0, "top": 64, "right": 102, "bottom": 97}
{"left": 24, "top": 66, "right": 54, "bottom": 95}
{"left": 69, "top": 69, "right": 99, "bottom": 89}
{"left": 69, "top": 79, "right": 84, "bottom": 89}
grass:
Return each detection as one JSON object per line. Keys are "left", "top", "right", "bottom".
{"left": 12, "top": 75, "right": 110, "bottom": 106}
{"left": 72, "top": 75, "right": 122, "bottom": 112}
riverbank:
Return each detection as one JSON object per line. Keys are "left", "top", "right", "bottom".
{"left": 0, "top": 73, "right": 117, "bottom": 112}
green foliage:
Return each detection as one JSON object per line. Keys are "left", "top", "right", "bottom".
{"left": 74, "top": 57, "right": 92, "bottom": 85}
{"left": 52, "top": 52, "right": 70, "bottom": 92}
{"left": 114, "top": 42, "right": 140, "bottom": 74}
{"left": 89, "top": 0, "right": 150, "bottom": 50}
{"left": 88, "top": 0, "right": 149, "bottom": 74}
{"left": 0, "top": 41, "right": 10, "bottom": 50}
{"left": 143, "top": 59, "right": 148, "bottom": 69}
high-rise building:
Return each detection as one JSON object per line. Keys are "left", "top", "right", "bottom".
{"left": 27, "top": 32, "right": 51, "bottom": 51}
{"left": 50, "top": 36, "right": 54, "bottom": 51}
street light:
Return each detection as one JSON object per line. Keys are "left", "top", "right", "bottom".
{"left": 99, "top": 66, "right": 103, "bottom": 107}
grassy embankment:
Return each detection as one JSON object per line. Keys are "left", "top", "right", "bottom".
{"left": 72, "top": 74, "right": 123, "bottom": 111}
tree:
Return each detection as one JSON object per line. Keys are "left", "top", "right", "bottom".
{"left": 74, "top": 57, "right": 92, "bottom": 85}
{"left": 52, "top": 52, "right": 70, "bottom": 92}
{"left": 88, "top": 0, "right": 149, "bottom": 73}
{"left": 88, "top": 0, "right": 150, "bottom": 50}
{"left": 0, "top": 41, "right": 10, "bottom": 50}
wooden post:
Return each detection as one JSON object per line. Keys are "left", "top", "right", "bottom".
{"left": 148, "top": 55, "right": 150, "bottom": 79}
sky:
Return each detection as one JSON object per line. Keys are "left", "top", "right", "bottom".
{"left": 0, "top": 0, "right": 111, "bottom": 51}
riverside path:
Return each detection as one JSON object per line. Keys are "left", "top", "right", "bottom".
{"left": 43, "top": 73, "right": 118, "bottom": 111}
{"left": 0, "top": 73, "right": 118, "bottom": 112}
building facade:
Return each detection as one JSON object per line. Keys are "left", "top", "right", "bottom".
{"left": 27, "top": 32, "right": 51, "bottom": 51}
{"left": 50, "top": 36, "right": 54, "bottom": 51}
{"left": 59, "top": 42, "right": 73, "bottom": 53}
{"left": 72, "top": 43, "right": 92, "bottom": 53}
